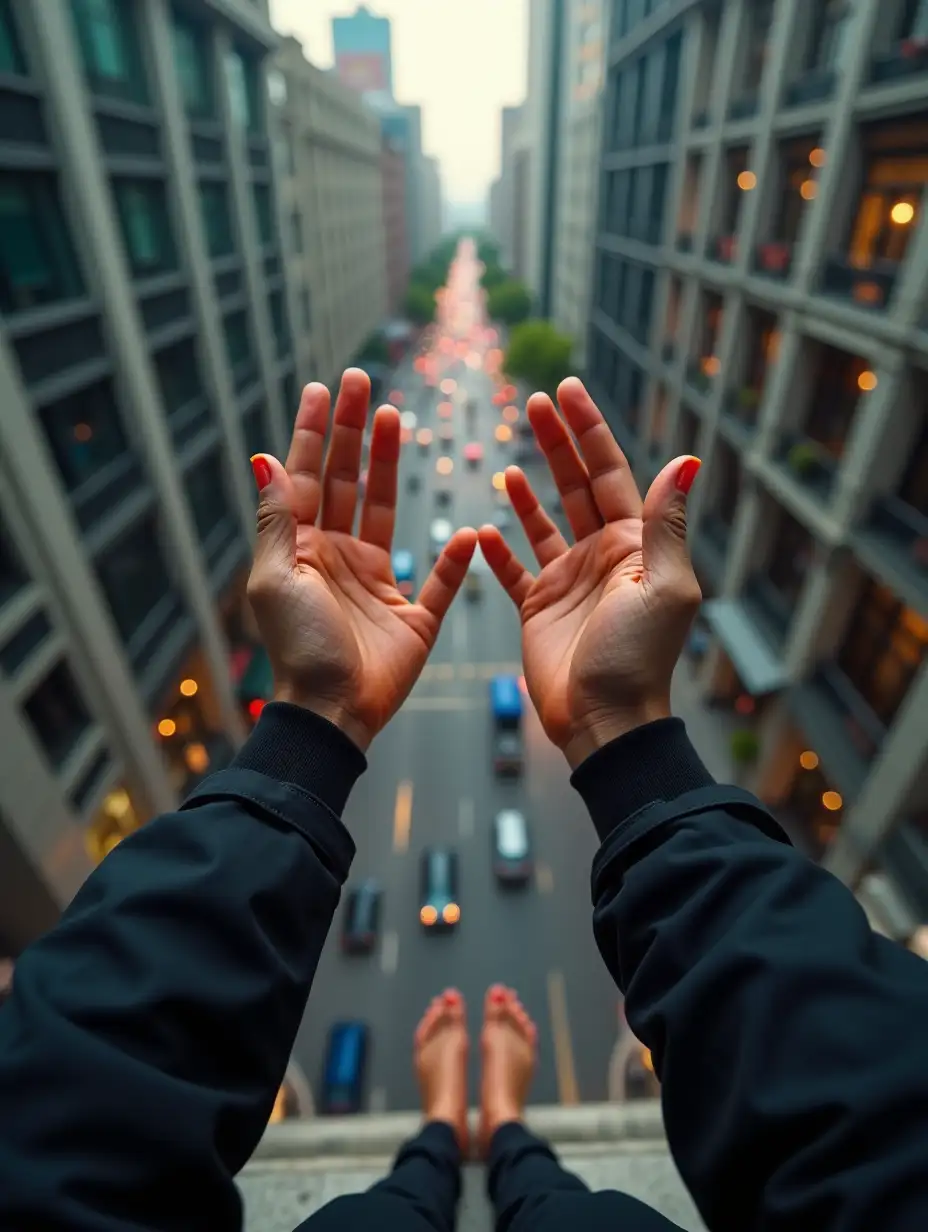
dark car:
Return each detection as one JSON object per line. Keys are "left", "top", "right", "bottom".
{"left": 493, "top": 728, "right": 523, "bottom": 776}
{"left": 341, "top": 879, "right": 382, "bottom": 954}
{"left": 419, "top": 848, "right": 460, "bottom": 931}
{"left": 492, "top": 810, "right": 532, "bottom": 885}
{"left": 320, "top": 1021, "right": 369, "bottom": 1115}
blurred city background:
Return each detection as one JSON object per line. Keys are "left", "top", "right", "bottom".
{"left": 1, "top": 0, "right": 928, "bottom": 1142}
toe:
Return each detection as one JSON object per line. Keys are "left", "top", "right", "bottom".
{"left": 485, "top": 984, "right": 507, "bottom": 1021}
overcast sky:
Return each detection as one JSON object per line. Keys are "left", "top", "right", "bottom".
{"left": 268, "top": 0, "right": 528, "bottom": 203}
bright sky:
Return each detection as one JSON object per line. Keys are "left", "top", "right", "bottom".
{"left": 268, "top": 0, "right": 528, "bottom": 203}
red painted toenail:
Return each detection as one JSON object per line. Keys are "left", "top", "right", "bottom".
{"left": 491, "top": 989, "right": 506, "bottom": 1004}
{"left": 444, "top": 990, "right": 461, "bottom": 1005}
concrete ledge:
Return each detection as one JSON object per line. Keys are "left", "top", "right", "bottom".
{"left": 249, "top": 1101, "right": 666, "bottom": 1164}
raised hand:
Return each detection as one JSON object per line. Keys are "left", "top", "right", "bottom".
{"left": 478, "top": 378, "right": 701, "bottom": 768}
{"left": 248, "top": 368, "right": 476, "bottom": 751}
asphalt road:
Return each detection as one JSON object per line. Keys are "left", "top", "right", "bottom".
{"left": 293, "top": 249, "right": 619, "bottom": 1114}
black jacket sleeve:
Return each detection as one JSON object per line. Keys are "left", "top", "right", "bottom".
{"left": 573, "top": 717, "right": 928, "bottom": 1232}
{"left": 0, "top": 703, "right": 365, "bottom": 1232}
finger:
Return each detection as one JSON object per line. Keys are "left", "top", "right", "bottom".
{"left": 284, "top": 382, "right": 330, "bottom": 523}
{"left": 320, "top": 368, "right": 371, "bottom": 533}
{"left": 477, "top": 525, "right": 534, "bottom": 609}
{"left": 556, "top": 377, "right": 643, "bottom": 522}
{"left": 248, "top": 453, "right": 297, "bottom": 589}
{"left": 359, "top": 406, "right": 400, "bottom": 551}
{"left": 416, "top": 528, "right": 478, "bottom": 623}
{"left": 642, "top": 455, "right": 703, "bottom": 595}
{"left": 527, "top": 392, "right": 603, "bottom": 541}
{"left": 504, "top": 466, "right": 569, "bottom": 566}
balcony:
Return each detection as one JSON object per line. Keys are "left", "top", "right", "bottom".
{"left": 787, "top": 661, "right": 886, "bottom": 800}
{"left": 675, "top": 232, "right": 695, "bottom": 252}
{"left": 728, "top": 93, "right": 759, "bottom": 121}
{"left": 776, "top": 430, "right": 839, "bottom": 502}
{"left": 821, "top": 256, "right": 898, "bottom": 310}
{"left": 720, "top": 387, "right": 761, "bottom": 442}
{"left": 870, "top": 39, "right": 928, "bottom": 84}
{"left": 784, "top": 68, "right": 837, "bottom": 107}
{"left": 753, "top": 240, "right": 794, "bottom": 279}
{"left": 709, "top": 234, "right": 738, "bottom": 265}
{"left": 693, "top": 108, "right": 711, "bottom": 129}
{"left": 855, "top": 493, "right": 928, "bottom": 613}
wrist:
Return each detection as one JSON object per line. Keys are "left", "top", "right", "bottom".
{"left": 563, "top": 698, "right": 672, "bottom": 771}
{"left": 273, "top": 686, "right": 373, "bottom": 754}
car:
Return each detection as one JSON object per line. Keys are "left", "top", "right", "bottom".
{"left": 493, "top": 810, "right": 532, "bottom": 884}
{"left": 493, "top": 728, "right": 523, "bottom": 776}
{"left": 419, "top": 848, "right": 460, "bottom": 930}
{"left": 429, "top": 517, "right": 453, "bottom": 563}
{"left": 320, "top": 1020, "right": 369, "bottom": 1115}
{"left": 463, "top": 442, "right": 484, "bottom": 466}
{"left": 341, "top": 879, "right": 382, "bottom": 953}
{"left": 392, "top": 548, "right": 416, "bottom": 598}
{"left": 490, "top": 674, "right": 524, "bottom": 776}
{"left": 407, "top": 473, "right": 421, "bottom": 494}
{"left": 465, "top": 570, "right": 482, "bottom": 601}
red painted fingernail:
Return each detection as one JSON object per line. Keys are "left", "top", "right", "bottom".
{"left": 250, "top": 455, "right": 272, "bottom": 491}
{"left": 676, "top": 457, "right": 701, "bottom": 495}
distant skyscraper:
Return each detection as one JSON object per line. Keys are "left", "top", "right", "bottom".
{"left": 332, "top": 5, "right": 393, "bottom": 96}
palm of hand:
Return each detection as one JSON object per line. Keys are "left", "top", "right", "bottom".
{"left": 287, "top": 526, "right": 438, "bottom": 735}
{"left": 518, "top": 521, "right": 649, "bottom": 748}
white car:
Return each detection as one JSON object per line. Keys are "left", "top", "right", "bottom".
{"left": 429, "top": 518, "right": 453, "bottom": 563}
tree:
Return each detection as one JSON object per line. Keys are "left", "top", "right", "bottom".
{"left": 487, "top": 280, "right": 533, "bottom": 325}
{"left": 477, "top": 238, "right": 501, "bottom": 267}
{"left": 404, "top": 282, "right": 436, "bottom": 325}
{"left": 504, "top": 320, "right": 573, "bottom": 395}
{"left": 356, "top": 331, "right": 389, "bottom": 365}
{"left": 480, "top": 261, "right": 508, "bottom": 290}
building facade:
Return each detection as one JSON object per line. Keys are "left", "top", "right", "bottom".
{"left": 0, "top": 0, "right": 299, "bottom": 961}
{"left": 489, "top": 105, "right": 525, "bottom": 271}
{"left": 331, "top": 3, "right": 393, "bottom": 97}
{"left": 381, "top": 135, "right": 411, "bottom": 314}
{"left": 272, "top": 37, "right": 388, "bottom": 384}
{"left": 420, "top": 154, "right": 444, "bottom": 257}
{"left": 586, "top": 0, "right": 928, "bottom": 942}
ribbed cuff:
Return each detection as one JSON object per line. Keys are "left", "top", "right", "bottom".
{"left": 571, "top": 717, "right": 714, "bottom": 843}
{"left": 230, "top": 702, "right": 367, "bottom": 816}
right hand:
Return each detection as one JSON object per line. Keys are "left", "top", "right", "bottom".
{"left": 478, "top": 378, "right": 702, "bottom": 769}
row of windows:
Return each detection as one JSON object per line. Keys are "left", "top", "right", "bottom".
{"left": 601, "top": 161, "right": 668, "bottom": 245}
{"left": 595, "top": 251, "right": 656, "bottom": 345}
{"left": 604, "top": 29, "right": 681, "bottom": 152}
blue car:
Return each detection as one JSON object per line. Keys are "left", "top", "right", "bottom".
{"left": 320, "top": 1021, "right": 369, "bottom": 1115}
{"left": 392, "top": 549, "right": 416, "bottom": 598}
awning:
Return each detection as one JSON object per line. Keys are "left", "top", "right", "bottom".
{"left": 701, "top": 599, "right": 789, "bottom": 697}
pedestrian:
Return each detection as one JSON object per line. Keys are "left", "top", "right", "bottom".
{"left": 1, "top": 368, "right": 927, "bottom": 1231}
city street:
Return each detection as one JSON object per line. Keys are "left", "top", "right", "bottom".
{"left": 292, "top": 242, "right": 619, "bottom": 1112}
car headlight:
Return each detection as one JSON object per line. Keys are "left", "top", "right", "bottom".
{"left": 442, "top": 903, "right": 461, "bottom": 925}
{"left": 420, "top": 905, "right": 439, "bottom": 926}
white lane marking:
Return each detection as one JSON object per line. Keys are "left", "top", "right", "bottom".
{"left": 370, "top": 1086, "right": 387, "bottom": 1112}
{"left": 536, "top": 863, "right": 554, "bottom": 894}
{"left": 458, "top": 797, "right": 475, "bottom": 838}
{"left": 381, "top": 929, "right": 399, "bottom": 976}
{"left": 452, "top": 609, "right": 466, "bottom": 658}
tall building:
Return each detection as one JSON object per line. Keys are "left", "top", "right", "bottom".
{"left": 420, "top": 154, "right": 444, "bottom": 256}
{"left": 371, "top": 99, "right": 427, "bottom": 267}
{"left": 381, "top": 135, "right": 411, "bottom": 314}
{"left": 551, "top": 0, "right": 607, "bottom": 369}
{"left": 586, "top": 0, "right": 928, "bottom": 943}
{"left": 272, "top": 37, "right": 388, "bottom": 384}
{"left": 490, "top": 105, "right": 525, "bottom": 270}
{"left": 331, "top": 3, "right": 393, "bottom": 96}
{"left": 0, "top": 0, "right": 298, "bottom": 961}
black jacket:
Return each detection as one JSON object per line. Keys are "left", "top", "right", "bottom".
{"left": 0, "top": 705, "right": 926, "bottom": 1230}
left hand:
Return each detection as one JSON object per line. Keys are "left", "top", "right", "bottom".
{"left": 247, "top": 369, "right": 476, "bottom": 752}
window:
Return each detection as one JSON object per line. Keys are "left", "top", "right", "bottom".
{"left": 199, "top": 181, "right": 235, "bottom": 258}
{"left": 745, "top": 308, "right": 780, "bottom": 393}
{"left": 838, "top": 579, "right": 928, "bottom": 724}
{"left": 638, "top": 268, "right": 655, "bottom": 341}
{"left": 808, "top": 0, "right": 851, "bottom": 71}
{"left": 290, "top": 210, "right": 303, "bottom": 253}
{"left": 847, "top": 121, "right": 928, "bottom": 269}
{"left": 804, "top": 344, "right": 869, "bottom": 458}
{"left": 300, "top": 285, "right": 311, "bottom": 330}
{"left": 0, "top": 520, "right": 27, "bottom": 607}
{"left": 632, "top": 57, "right": 647, "bottom": 145}
{"left": 154, "top": 338, "right": 202, "bottom": 414}
{"left": 39, "top": 377, "right": 130, "bottom": 493}
{"left": 171, "top": 11, "right": 212, "bottom": 118}
{"left": 0, "top": 0, "right": 26, "bottom": 75}
{"left": 743, "top": 0, "right": 774, "bottom": 90}
{"left": 113, "top": 179, "right": 177, "bottom": 279}
{"left": 647, "top": 163, "right": 668, "bottom": 241}
{"left": 242, "top": 404, "right": 270, "bottom": 458}
{"left": 679, "top": 407, "right": 700, "bottom": 458}
{"left": 714, "top": 439, "right": 742, "bottom": 522}
{"left": 774, "top": 136, "right": 825, "bottom": 245}
{"left": 0, "top": 173, "right": 83, "bottom": 314}
{"left": 185, "top": 452, "right": 231, "bottom": 545}
{"left": 226, "top": 47, "right": 261, "bottom": 134}
{"left": 70, "top": 0, "right": 147, "bottom": 103}
{"left": 898, "top": 408, "right": 928, "bottom": 514}
{"left": 268, "top": 289, "right": 289, "bottom": 356}
{"left": 23, "top": 661, "right": 91, "bottom": 768}
{"left": 96, "top": 518, "right": 171, "bottom": 644}
{"left": 767, "top": 508, "right": 814, "bottom": 611}
{"left": 658, "top": 31, "right": 682, "bottom": 138}
{"left": 223, "top": 310, "right": 255, "bottom": 385}
{"left": 722, "top": 146, "right": 752, "bottom": 236}
{"left": 252, "top": 182, "right": 273, "bottom": 246}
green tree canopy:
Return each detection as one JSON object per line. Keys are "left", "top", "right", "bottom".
{"left": 480, "top": 261, "right": 508, "bottom": 290}
{"left": 356, "top": 331, "right": 390, "bottom": 365}
{"left": 404, "top": 282, "right": 436, "bottom": 325}
{"left": 477, "top": 238, "right": 501, "bottom": 267}
{"left": 504, "top": 320, "right": 573, "bottom": 395}
{"left": 487, "top": 280, "right": 533, "bottom": 325}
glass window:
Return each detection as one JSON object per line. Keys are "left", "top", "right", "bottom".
{"left": 252, "top": 182, "right": 273, "bottom": 246}
{"left": 154, "top": 337, "right": 202, "bottom": 414}
{"left": 226, "top": 47, "right": 261, "bottom": 133}
{"left": 242, "top": 404, "right": 270, "bottom": 458}
{"left": 838, "top": 579, "right": 928, "bottom": 725}
{"left": 0, "top": 520, "right": 27, "bottom": 607}
{"left": 300, "top": 285, "right": 311, "bottom": 331}
{"left": 185, "top": 452, "right": 231, "bottom": 544}
{"left": 808, "top": 0, "right": 850, "bottom": 71}
{"left": 39, "top": 377, "right": 130, "bottom": 493}
{"left": 775, "top": 136, "right": 825, "bottom": 245}
{"left": 848, "top": 134, "right": 928, "bottom": 269}
{"left": 0, "top": 0, "right": 26, "bottom": 75}
{"left": 23, "top": 661, "right": 91, "bottom": 768}
{"left": 171, "top": 11, "right": 212, "bottom": 118}
{"left": 0, "top": 173, "right": 83, "bottom": 315}
{"left": 96, "top": 518, "right": 170, "bottom": 643}
{"left": 804, "top": 344, "right": 868, "bottom": 458}
{"left": 70, "top": 0, "right": 147, "bottom": 103}
{"left": 268, "top": 288, "right": 288, "bottom": 354}
{"left": 714, "top": 439, "right": 742, "bottom": 522}
{"left": 899, "top": 408, "right": 928, "bottom": 514}
{"left": 113, "top": 179, "right": 177, "bottom": 279}
{"left": 745, "top": 308, "right": 780, "bottom": 392}
{"left": 767, "top": 508, "right": 814, "bottom": 609}
{"left": 198, "top": 181, "right": 235, "bottom": 258}
{"left": 291, "top": 210, "right": 303, "bottom": 253}
{"left": 223, "top": 309, "right": 255, "bottom": 382}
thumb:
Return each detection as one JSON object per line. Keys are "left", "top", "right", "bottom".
{"left": 641, "top": 455, "right": 702, "bottom": 593}
{"left": 251, "top": 454, "right": 297, "bottom": 576}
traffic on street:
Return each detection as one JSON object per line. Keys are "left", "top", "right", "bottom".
{"left": 295, "top": 239, "right": 619, "bottom": 1114}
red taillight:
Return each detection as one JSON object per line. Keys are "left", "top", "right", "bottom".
{"left": 248, "top": 699, "right": 266, "bottom": 721}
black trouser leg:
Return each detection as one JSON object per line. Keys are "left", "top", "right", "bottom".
{"left": 487, "top": 1122, "right": 688, "bottom": 1232}
{"left": 295, "top": 1121, "right": 460, "bottom": 1232}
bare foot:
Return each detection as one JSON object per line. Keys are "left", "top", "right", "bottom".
{"left": 414, "top": 988, "right": 470, "bottom": 1153}
{"left": 478, "top": 984, "right": 537, "bottom": 1157}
